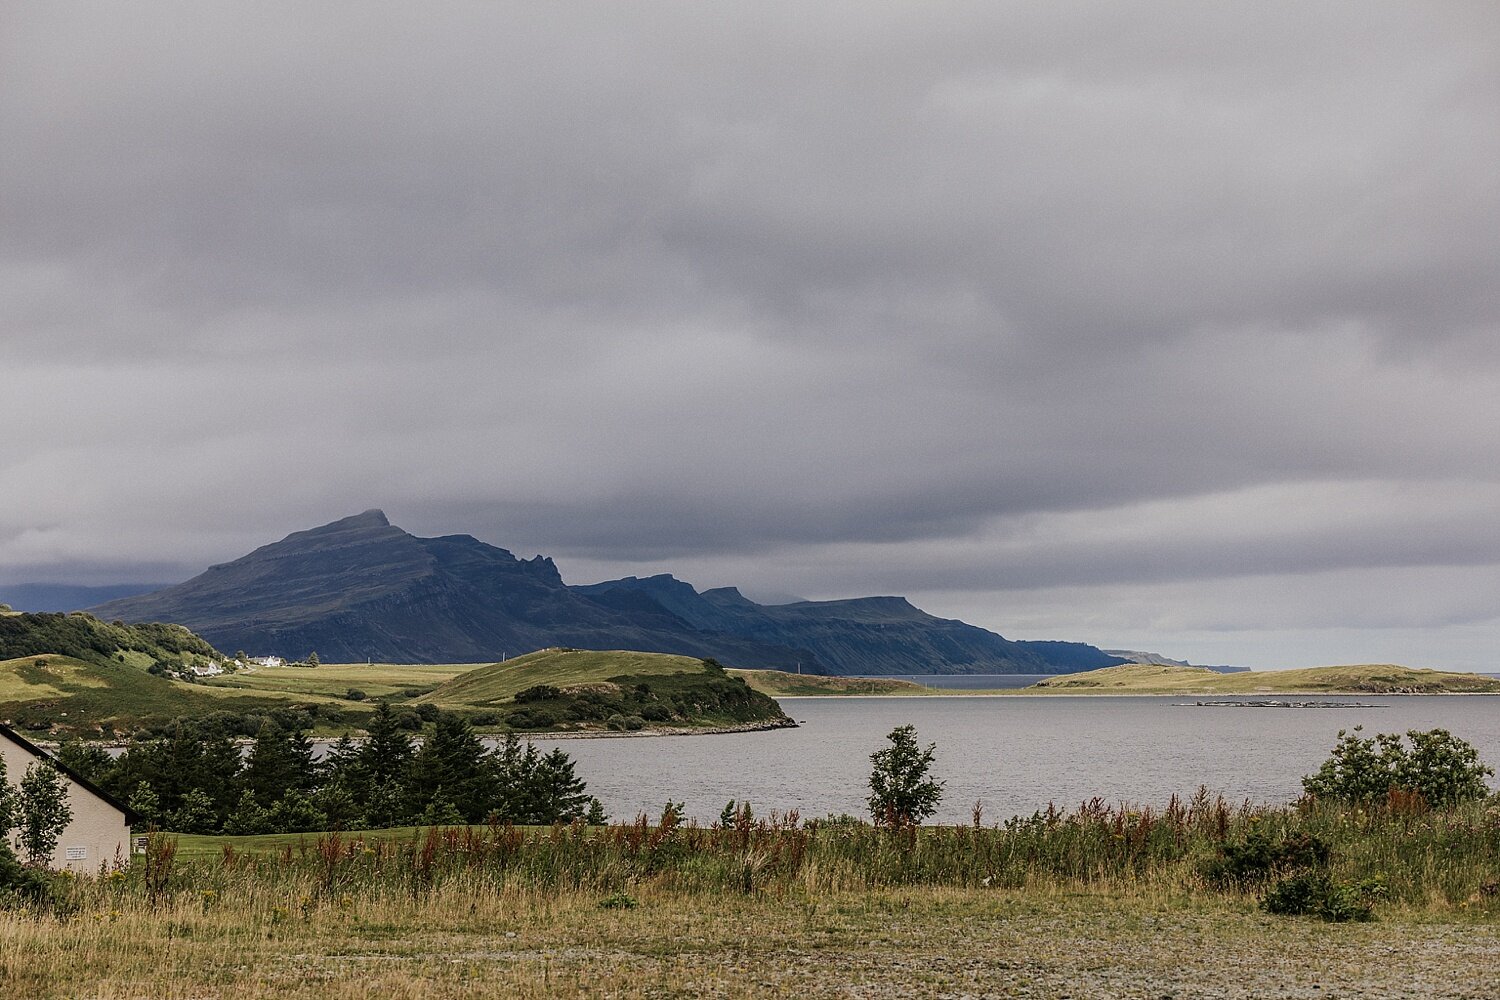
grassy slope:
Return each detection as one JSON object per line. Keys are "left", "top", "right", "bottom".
{"left": 421, "top": 648, "right": 712, "bottom": 708}
{"left": 731, "top": 668, "right": 929, "bottom": 696}
{"left": 0, "top": 655, "right": 305, "bottom": 732}
{"left": 203, "top": 661, "right": 477, "bottom": 700}
{"left": 1029, "top": 662, "right": 1500, "bottom": 694}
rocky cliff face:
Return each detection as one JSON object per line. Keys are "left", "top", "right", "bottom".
{"left": 94, "top": 511, "right": 1122, "bottom": 674}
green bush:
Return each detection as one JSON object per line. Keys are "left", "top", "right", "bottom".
{"left": 1303, "top": 727, "right": 1492, "bottom": 806}
{"left": 1262, "top": 872, "right": 1377, "bottom": 922}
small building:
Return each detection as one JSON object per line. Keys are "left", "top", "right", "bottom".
{"left": 0, "top": 723, "right": 135, "bottom": 873}
{"left": 190, "top": 662, "right": 225, "bottom": 677}
{"left": 250, "top": 655, "right": 285, "bottom": 667}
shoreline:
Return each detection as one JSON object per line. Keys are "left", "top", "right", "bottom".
{"left": 773, "top": 689, "right": 1500, "bottom": 699}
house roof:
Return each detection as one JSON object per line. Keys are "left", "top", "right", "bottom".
{"left": 0, "top": 721, "right": 139, "bottom": 824}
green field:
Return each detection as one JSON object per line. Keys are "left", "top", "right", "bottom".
{"left": 204, "top": 661, "right": 478, "bottom": 701}
{"left": 1029, "top": 661, "right": 1500, "bottom": 694}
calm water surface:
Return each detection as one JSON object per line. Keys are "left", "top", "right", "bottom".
{"left": 531, "top": 696, "right": 1500, "bottom": 825}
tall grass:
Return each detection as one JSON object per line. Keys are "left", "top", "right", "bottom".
{"left": 44, "top": 790, "right": 1500, "bottom": 916}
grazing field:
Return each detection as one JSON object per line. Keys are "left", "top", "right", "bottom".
{"left": 1029, "top": 662, "right": 1500, "bottom": 695}
{"left": 204, "top": 661, "right": 477, "bottom": 700}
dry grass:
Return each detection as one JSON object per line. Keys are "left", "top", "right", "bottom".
{"left": 4, "top": 879, "right": 1498, "bottom": 998}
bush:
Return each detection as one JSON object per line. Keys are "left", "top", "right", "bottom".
{"left": 1262, "top": 872, "right": 1377, "bottom": 922}
{"left": 1204, "top": 831, "right": 1329, "bottom": 887}
{"left": 345, "top": 688, "right": 367, "bottom": 701}
{"left": 515, "top": 684, "right": 561, "bottom": 703}
{"left": 1303, "top": 727, "right": 1492, "bottom": 807}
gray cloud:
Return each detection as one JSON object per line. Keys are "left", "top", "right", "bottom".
{"left": 3, "top": 2, "right": 1499, "bottom": 668}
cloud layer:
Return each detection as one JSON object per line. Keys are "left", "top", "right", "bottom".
{"left": 4, "top": 3, "right": 1499, "bottom": 668}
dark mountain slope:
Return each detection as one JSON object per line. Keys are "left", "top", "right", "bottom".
{"left": 93, "top": 511, "right": 1122, "bottom": 674}
{"left": 91, "top": 512, "right": 803, "bottom": 667}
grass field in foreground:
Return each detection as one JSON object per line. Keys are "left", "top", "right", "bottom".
{"left": 5, "top": 884, "right": 1496, "bottom": 998}
{"left": 1030, "top": 662, "right": 1500, "bottom": 694}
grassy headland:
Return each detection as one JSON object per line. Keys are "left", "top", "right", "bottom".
{"left": 419, "top": 648, "right": 792, "bottom": 733}
{"left": 0, "top": 612, "right": 791, "bottom": 737}
{"left": 731, "top": 668, "right": 928, "bottom": 696}
{"left": 1028, "top": 662, "right": 1500, "bottom": 695}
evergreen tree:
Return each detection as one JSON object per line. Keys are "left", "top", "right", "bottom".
{"left": 532, "top": 749, "right": 592, "bottom": 823}
{"left": 243, "top": 720, "right": 315, "bottom": 808}
{"left": 355, "top": 702, "right": 414, "bottom": 827}
{"left": 407, "top": 714, "right": 493, "bottom": 821}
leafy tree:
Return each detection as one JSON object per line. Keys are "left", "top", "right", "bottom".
{"left": 867, "top": 725, "right": 943, "bottom": 827}
{"left": 55, "top": 739, "right": 114, "bottom": 786}
{"left": 266, "top": 791, "right": 326, "bottom": 833}
{"left": 224, "top": 789, "right": 269, "bottom": 836}
{"left": 126, "top": 781, "right": 161, "bottom": 831}
{"left": 1303, "top": 727, "right": 1492, "bottom": 807}
{"left": 166, "top": 788, "right": 217, "bottom": 834}
{"left": 18, "top": 761, "right": 73, "bottom": 864}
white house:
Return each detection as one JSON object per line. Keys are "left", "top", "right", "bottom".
{"left": 0, "top": 723, "right": 135, "bottom": 873}
{"left": 250, "top": 655, "right": 285, "bottom": 667}
{"left": 190, "top": 662, "right": 226, "bottom": 677}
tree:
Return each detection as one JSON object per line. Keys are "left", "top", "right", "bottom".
{"left": 407, "top": 714, "right": 493, "bottom": 821}
{"left": 243, "top": 720, "right": 315, "bottom": 808}
{"left": 18, "top": 761, "right": 73, "bottom": 865}
{"left": 306, "top": 651, "right": 320, "bottom": 667}
{"left": 867, "top": 725, "right": 943, "bottom": 827}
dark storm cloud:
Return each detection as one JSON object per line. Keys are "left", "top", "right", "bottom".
{"left": 3, "top": 2, "right": 1499, "bottom": 666}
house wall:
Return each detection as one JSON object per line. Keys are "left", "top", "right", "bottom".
{"left": 0, "top": 735, "right": 132, "bottom": 873}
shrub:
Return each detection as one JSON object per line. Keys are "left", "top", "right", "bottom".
{"left": 515, "top": 684, "right": 561, "bottom": 703}
{"left": 1204, "top": 831, "right": 1330, "bottom": 887}
{"left": 1303, "top": 727, "right": 1492, "bottom": 807}
{"left": 1262, "top": 872, "right": 1377, "bottom": 922}
{"left": 345, "top": 688, "right": 367, "bottom": 701}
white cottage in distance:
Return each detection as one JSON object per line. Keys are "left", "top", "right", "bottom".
{"left": 0, "top": 723, "right": 134, "bottom": 873}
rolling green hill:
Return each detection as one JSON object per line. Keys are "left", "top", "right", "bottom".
{"left": 1027, "top": 662, "right": 1500, "bottom": 694}
{"left": 0, "top": 611, "right": 223, "bottom": 670}
{"left": 0, "top": 654, "right": 314, "bottom": 735}
{"left": 423, "top": 648, "right": 793, "bottom": 732}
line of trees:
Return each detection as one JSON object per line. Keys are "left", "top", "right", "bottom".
{"left": 61, "top": 703, "right": 604, "bottom": 834}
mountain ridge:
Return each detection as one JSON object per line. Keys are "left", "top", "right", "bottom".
{"left": 91, "top": 511, "right": 1128, "bottom": 675}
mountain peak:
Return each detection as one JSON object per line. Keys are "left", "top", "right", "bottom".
{"left": 333, "top": 509, "right": 390, "bottom": 529}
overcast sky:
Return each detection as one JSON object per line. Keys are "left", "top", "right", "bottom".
{"left": 4, "top": 3, "right": 1499, "bottom": 669}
